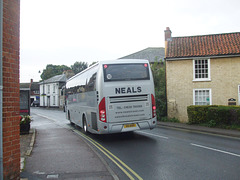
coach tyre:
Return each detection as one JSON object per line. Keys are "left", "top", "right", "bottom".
{"left": 68, "top": 111, "right": 74, "bottom": 125}
{"left": 83, "top": 116, "right": 88, "bottom": 133}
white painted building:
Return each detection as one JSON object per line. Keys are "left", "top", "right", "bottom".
{"left": 39, "top": 74, "right": 66, "bottom": 108}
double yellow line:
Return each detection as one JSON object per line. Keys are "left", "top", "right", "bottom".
{"left": 73, "top": 130, "right": 143, "bottom": 180}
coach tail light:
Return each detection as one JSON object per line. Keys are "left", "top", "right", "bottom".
{"left": 151, "top": 94, "right": 156, "bottom": 118}
{"left": 99, "top": 97, "right": 107, "bottom": 122}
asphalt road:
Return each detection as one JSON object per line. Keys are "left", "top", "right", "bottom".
{"left": 31, "top": 108, "right": 240, "bottom": 180}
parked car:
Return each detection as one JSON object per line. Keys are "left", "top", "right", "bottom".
{"left": 32, "top": 100, "right": 40, "bottom": 107}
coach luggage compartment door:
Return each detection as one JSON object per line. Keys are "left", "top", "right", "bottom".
{"left": 106, "top": 87, "right": 152, "bottom": 123}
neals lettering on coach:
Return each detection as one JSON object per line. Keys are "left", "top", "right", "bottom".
{"left": 115, "top": 87, "right": 142, "bottom": 94}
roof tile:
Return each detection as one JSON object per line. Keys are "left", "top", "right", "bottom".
{"left": 39, "top": 74, "right": 66, "bottom": 84}
{"left": 166, "top": 32, "right": 240, "bottom": 59}
{"left": 119, "top": 47, "right": 165, "bottom": 62}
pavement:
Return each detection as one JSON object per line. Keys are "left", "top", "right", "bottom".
{"left": 20, "top": 126, "right": 118, "bottom": 180}
{"left": 157, "top": 121, "right": 240, "bottom": 138}
{"left": 20, "top": 129, "right": 36, "bottom": 173}
{"left": 20, "top": 121, "right": 240, "bottom": 179}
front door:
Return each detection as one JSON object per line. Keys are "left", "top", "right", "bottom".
{"left": 47, "top": 96, "right": 50, "bottom": 107}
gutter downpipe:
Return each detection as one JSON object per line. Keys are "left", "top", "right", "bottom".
{"left": 0, "top": 0, "right": 3, "bottom": 179}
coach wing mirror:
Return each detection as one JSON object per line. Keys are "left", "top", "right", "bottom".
{"left": 88, "top": 82, "right": 94, "bottom": 87}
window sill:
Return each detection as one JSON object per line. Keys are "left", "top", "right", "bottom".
{"left": 192, "top": 79, "right": 211, "bottom": 82}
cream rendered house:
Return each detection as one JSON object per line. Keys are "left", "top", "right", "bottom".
{"left": 39, "top": 74, "right": 66, "bottom": 108}
{"left": 165, "top": 27, "right": 240, "bottom": 122}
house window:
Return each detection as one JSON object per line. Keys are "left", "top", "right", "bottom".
{"left": 193, "top": 89, "right": 211, "bottom": 105}
{"left": 53, "top": 84, "right": 55, "bottom": 93}
{"left": 238, "top": 85, "right": 240, "bottom": 105}
{"left": 47, "top": 85, "right": 50, "bottom": 94}
{"left": 193, "top": 59, "right": 210, "bottom": 81}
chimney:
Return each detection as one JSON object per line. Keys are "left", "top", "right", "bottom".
{"left": 164, "top": 27, "right": 172, "bottom": 41}
{"left": 164, "top": 27, "right": 172, "bottom": 55}
{"left": 29, "top": 79, "right": 33, "bottom": 89}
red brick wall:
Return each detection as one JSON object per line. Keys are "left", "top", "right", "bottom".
{"left": 2, "top": 0, "right": 20, "bottom": 179}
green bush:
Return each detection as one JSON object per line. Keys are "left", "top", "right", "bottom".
{"left": 207, "top": 106, "right": 231, "bottom": 126}
{"left": 187, "top": 105, "right": 240, "bottom": 127}
{"left": 160, "top": 116, "right": 180, "bottom": 123}
{"left": 229, "top": 108, "right": 240, "bottom": 126}
{"left": 187, "top": 106, "right": 210, "bottom": 124}
{"left": 151, "top": 60, "right": 167, "bottom": 120}
{"left": 155, "top": 89, "right": 166, "bottom": 120}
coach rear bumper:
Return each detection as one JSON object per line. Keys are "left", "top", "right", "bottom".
{"left": 97, "top": 118, "right": 157, "bottom": 134}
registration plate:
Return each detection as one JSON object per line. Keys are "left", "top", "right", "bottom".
{"left": 124, "top": 124, "right": 136, "bottom": 128}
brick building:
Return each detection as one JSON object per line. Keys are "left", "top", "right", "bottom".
{"left": 0, "top": 0, "right": 20, "bottom": 179}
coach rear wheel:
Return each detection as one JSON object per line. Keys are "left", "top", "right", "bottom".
{"left": 83, "top": 117, "right": 88, "bottom": 133}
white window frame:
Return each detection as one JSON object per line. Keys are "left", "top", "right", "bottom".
{"left": 193, "top": 59, "right": 211, "bottom": 81}
{"left": 47, "top": 85, "right": 50, "bottom": 94}
{"left": 53, "top": 84, "right": 56, "bottom": 93}
{"left": 238, "top": 85, "right": 240, "bottom": 105}
{"left": 193, "top": 88, "right": 212, "bottom": 105}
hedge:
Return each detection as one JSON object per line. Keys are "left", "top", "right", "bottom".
{"left": 187, "top": 105, "right": 240, "bottom": 126}
{"left": 187, "top": 105, "right": 217, "bottom": 124}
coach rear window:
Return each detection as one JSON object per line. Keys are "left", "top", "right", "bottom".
{"left": 103, "top": 63, "right": 150, "bottom": 82}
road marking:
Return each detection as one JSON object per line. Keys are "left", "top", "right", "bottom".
{"left": 137, "top": 131, "right": 169, "bottom": 139}
{"left": 33, "top": 171, "right": 46, "bottom": 175}
{"left": 73, "top": 130, "right": 143, "bottom": 180}
{"left": 191, "top": 143, "right": 240, "bottom": 158}
{"left": 47, "top": 174, "right": 59, "bottom": 179}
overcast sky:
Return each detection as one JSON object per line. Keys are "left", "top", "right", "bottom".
{"left": 20, "top": 0, "right": 240, "bottom": 82}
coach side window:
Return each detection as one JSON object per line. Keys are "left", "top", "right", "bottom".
{"left": 86, "top": 72, "right": 97, "bottom": 92}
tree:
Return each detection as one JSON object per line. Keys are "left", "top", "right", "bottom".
{"left": 151, "top": 59, "right": 167, "bottom": 120}
{"left": 71, "top": 61, "right": 88, "bottom": 74}
{"left": 41, "top": 64, "right": 71, "bottom": 80}
{"left": 89, "top": 61, "right": 97, "bottom": 67}
{"left": 63, "top": 69, "right": 75, "bottom": 79}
